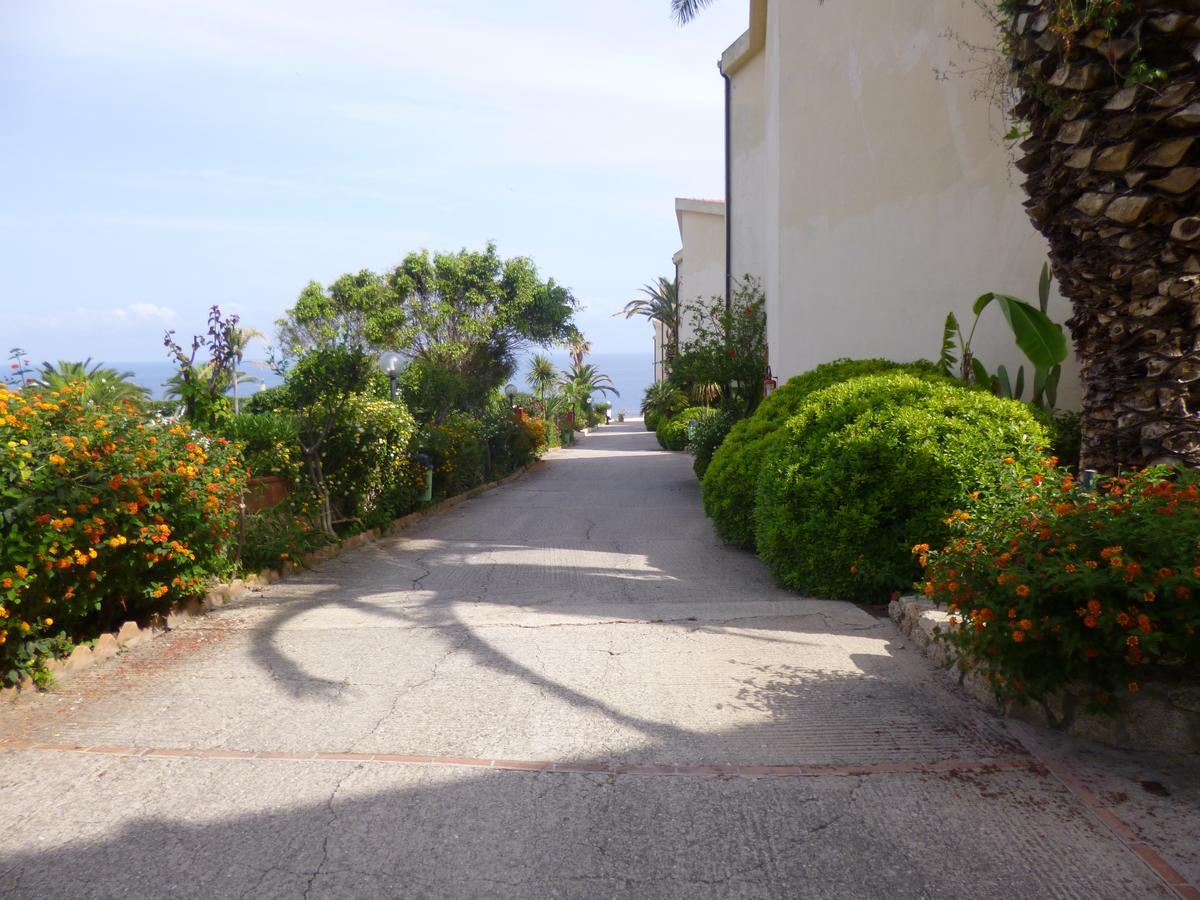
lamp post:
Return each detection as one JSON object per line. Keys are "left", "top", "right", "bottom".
{"left": 377, "top": 351, "right": 407, "bottom": 402}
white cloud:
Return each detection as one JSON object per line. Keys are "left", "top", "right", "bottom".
{"left": 113, "top": 303, "right": 176, "bottom": 322}
{"left": 14, "top": 303, "right": 178, "bottom": 329}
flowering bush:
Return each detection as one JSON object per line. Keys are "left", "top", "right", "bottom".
{"left": 321, "top": 395, "right": 419, "bottom": 529}
{"left": 755, "top": 373, "right": 1048, "bottom": 601}
{"left": 422, "top": 412, "right": 487, "bottom": 498}
{"left": 1, "top": 384, "right": 244, "bottom": 683}
{"left": 923, "top": 465, "right": 1200, "bottom": 712}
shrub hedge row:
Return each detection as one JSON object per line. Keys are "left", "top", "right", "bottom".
{"left": 701, "top": 359, "right": 943, "bottom": 549}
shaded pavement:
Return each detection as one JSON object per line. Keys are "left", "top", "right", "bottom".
{"left": 1, "top": 421, "right": 1197, "bottom": 898}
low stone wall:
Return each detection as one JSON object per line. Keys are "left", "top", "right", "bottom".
{"left": 2, "top": 460, "right": 544, "bottom": 702}
{"left": 889, "top": 596, "right": 1200, "bottom": 755}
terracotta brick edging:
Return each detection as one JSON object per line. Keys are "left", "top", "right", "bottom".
{"left": 1, "top": 460, "right": 546, "bottom": 702}
{"left": 889, "top": 595, "right": 1200, "bottom": 756}
{"left": 0, "top": 739, "right": 1035, "bottom": 779}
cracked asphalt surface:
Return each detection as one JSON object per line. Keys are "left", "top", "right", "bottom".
{"left": 2, "top": 421, "right": 1198, "bottom": 898}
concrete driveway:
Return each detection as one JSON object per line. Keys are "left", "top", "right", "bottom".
{"left": 2, "top": 421, "right": 1197, "bottom": 898}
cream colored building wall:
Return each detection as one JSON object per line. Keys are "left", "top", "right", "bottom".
{"left": 727, "top": 40, "right": 767, "bottom": 293}
{"left": 675, "top": 198, "right": 727, "bottom": 350}
{"left": 745, "top": 0, "right": 1080, "bottom": 407}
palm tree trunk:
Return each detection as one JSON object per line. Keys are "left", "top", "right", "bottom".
{"left": 1008, "top": 2, "right": 1200, "bottom": 471}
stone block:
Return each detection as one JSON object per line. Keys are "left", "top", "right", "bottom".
{"left": 91, "top": 633, "right": 120, "bottom": 663}
{"left": 115, "top": 621, "right": 142, "bottom": 646}
{"left": 204, "top": 591, "right": 226, "bottom": 611}
{"left": 63, "top": 644, "right": 94, "bottom": 673}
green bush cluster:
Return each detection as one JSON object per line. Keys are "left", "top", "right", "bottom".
{"left": 656, "top": 406, "right": 713, "bottom": 451}
{"left": 701, "top": 359, "right": 941, "bottom": 548}
{"left": 689, "top": 409, "right": 737, "bottom": 478}
{"left": 755, "top": 373, "right": 1048, "bottom": 601}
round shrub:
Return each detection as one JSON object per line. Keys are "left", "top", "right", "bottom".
{"left": 755, "top": 373, "right": 1049, "bottom": 601}
{"left": 702, "top": 358, "right": 941, "bottom": 548}
{"left": 924, "top": 466, "right": 1200, "bottom": 713}
{"left": 656, "top": 406, "right": 712, "bottom": 451}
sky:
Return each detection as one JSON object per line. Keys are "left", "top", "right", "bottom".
{"left": 0, "top": 0, "right": 747, "bottom": 365}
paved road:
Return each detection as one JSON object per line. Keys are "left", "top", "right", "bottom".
{"left": 2, "top": 422, "right": 1197, "bottom": 898}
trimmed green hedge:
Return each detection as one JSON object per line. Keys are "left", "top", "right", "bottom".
{"left": 701, "top": 359, "right": 941, "bottom": 548}
{"left": 656, "top": 406, "right": 714, "bottom": 451}
{"left": 690, "top": 409, "right": 738, "bottom": 478}
{"left": 755, "top": 373, "right": 1049, "bottom": 601}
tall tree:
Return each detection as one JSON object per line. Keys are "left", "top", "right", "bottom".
{"left": 566, "top": 331, "right": 592, "bottom": 367}
{"left": 277, "top": 243, "right": 578, "bottom": 401}
{"left": 526, "top": 354, "right": 559, "bottom": 416}
{"left": 1004, "top": 3, "right": 1200, "bottom": 471}
{"left": 619, "top": 276, "right": 681, "bottom": 371}
{"left": 561, "top": 362, "right": 619, "bottom": 419}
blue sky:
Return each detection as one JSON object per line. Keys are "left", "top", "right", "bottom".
{"left": 1, "top": 0, "right": 746, "bottom": 364}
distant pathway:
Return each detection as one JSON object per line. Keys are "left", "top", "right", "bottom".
{"left": 2, "top": 422, "right": 1197, "bottom": 898}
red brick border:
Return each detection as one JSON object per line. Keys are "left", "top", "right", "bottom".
{"left": 1039, "top": 755, "right": 1199, "bottom": 900}
{"left": 0, "top": 738, "right": 1035, "bottom": 778}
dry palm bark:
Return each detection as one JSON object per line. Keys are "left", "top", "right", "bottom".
{"left": 1007, "top": 2, "right": 1200, "bottom": 472}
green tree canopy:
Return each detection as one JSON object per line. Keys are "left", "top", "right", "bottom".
{"left": 276, "top": 243, "right": 578, "bottom": 400}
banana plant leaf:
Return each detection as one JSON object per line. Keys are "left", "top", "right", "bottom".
{"left": 940, "top": 312, "right": 960, "bottom": 376}
{"left": 973, "top": 292, "right": 1068, "bottom": 371}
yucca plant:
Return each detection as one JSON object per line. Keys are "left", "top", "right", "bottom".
{"left": 1003, "top": 1, "right": 1200, "bottom": 471}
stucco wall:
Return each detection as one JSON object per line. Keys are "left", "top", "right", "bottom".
{"left": 728, "top": 51, "right": 767, "bottom": 292}
{"left": 754, "top": 0, "right": 1081, "bottom": 407}
{"left": 675, "top": 199, "right": 727, "bottom": 349}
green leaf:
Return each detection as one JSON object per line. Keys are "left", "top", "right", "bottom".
{"left": 972, "top": 292, "right": 997, "bottom": 317}
{"left": 1013, "top": 365, "right": 1025, "bottom": 401}
{"left": 971, "top": 358, "right": 991, "bottom": 388}
{"left": 1044, "top": 365, "right": 1062, "bottom": 410}
{"left": 1038, "top": 263, "right": 1052, "bottom": 313}
{"left": 995, "top": 365, "right": 1013, "bottom": 399}
{"left": 940, "top": 312, "right": 960, "bottom": 376}
{"left": 991, "top": 294, "right": 1069, "bottom": 370}
{"left": 1032, "top": 367, "right": 1048, "bottom": 408}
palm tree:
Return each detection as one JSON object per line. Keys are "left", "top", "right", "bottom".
{"left": 36, "top": 360, "right": 150, "bottom": 406}
{"left": 526, "top": 354, "right": 558, "bottom": 417}
{"left": 561, "top": 362, "right": 618, "bottom": 419}
{"left": 566, "top": 332, "right": 592, "bottom": 368}
{"left": 228, "top": 327, "right": 265, "bottom": 415}
{"left": 1005, "top": 4, "right": 1200, "bottom": 471}
{"left": 671, "top": 0, "right": 715, "bottom": 24}
{"left": 618, "top": 276, "right": 681, "bottom": 371}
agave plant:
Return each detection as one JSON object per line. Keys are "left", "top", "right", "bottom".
{"left": 1004, "top": 2, "right": 1200, "bottom": 470}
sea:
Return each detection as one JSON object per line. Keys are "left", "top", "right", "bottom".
{"left": 112, "top": 351, "right": 655, "bottom": 413}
